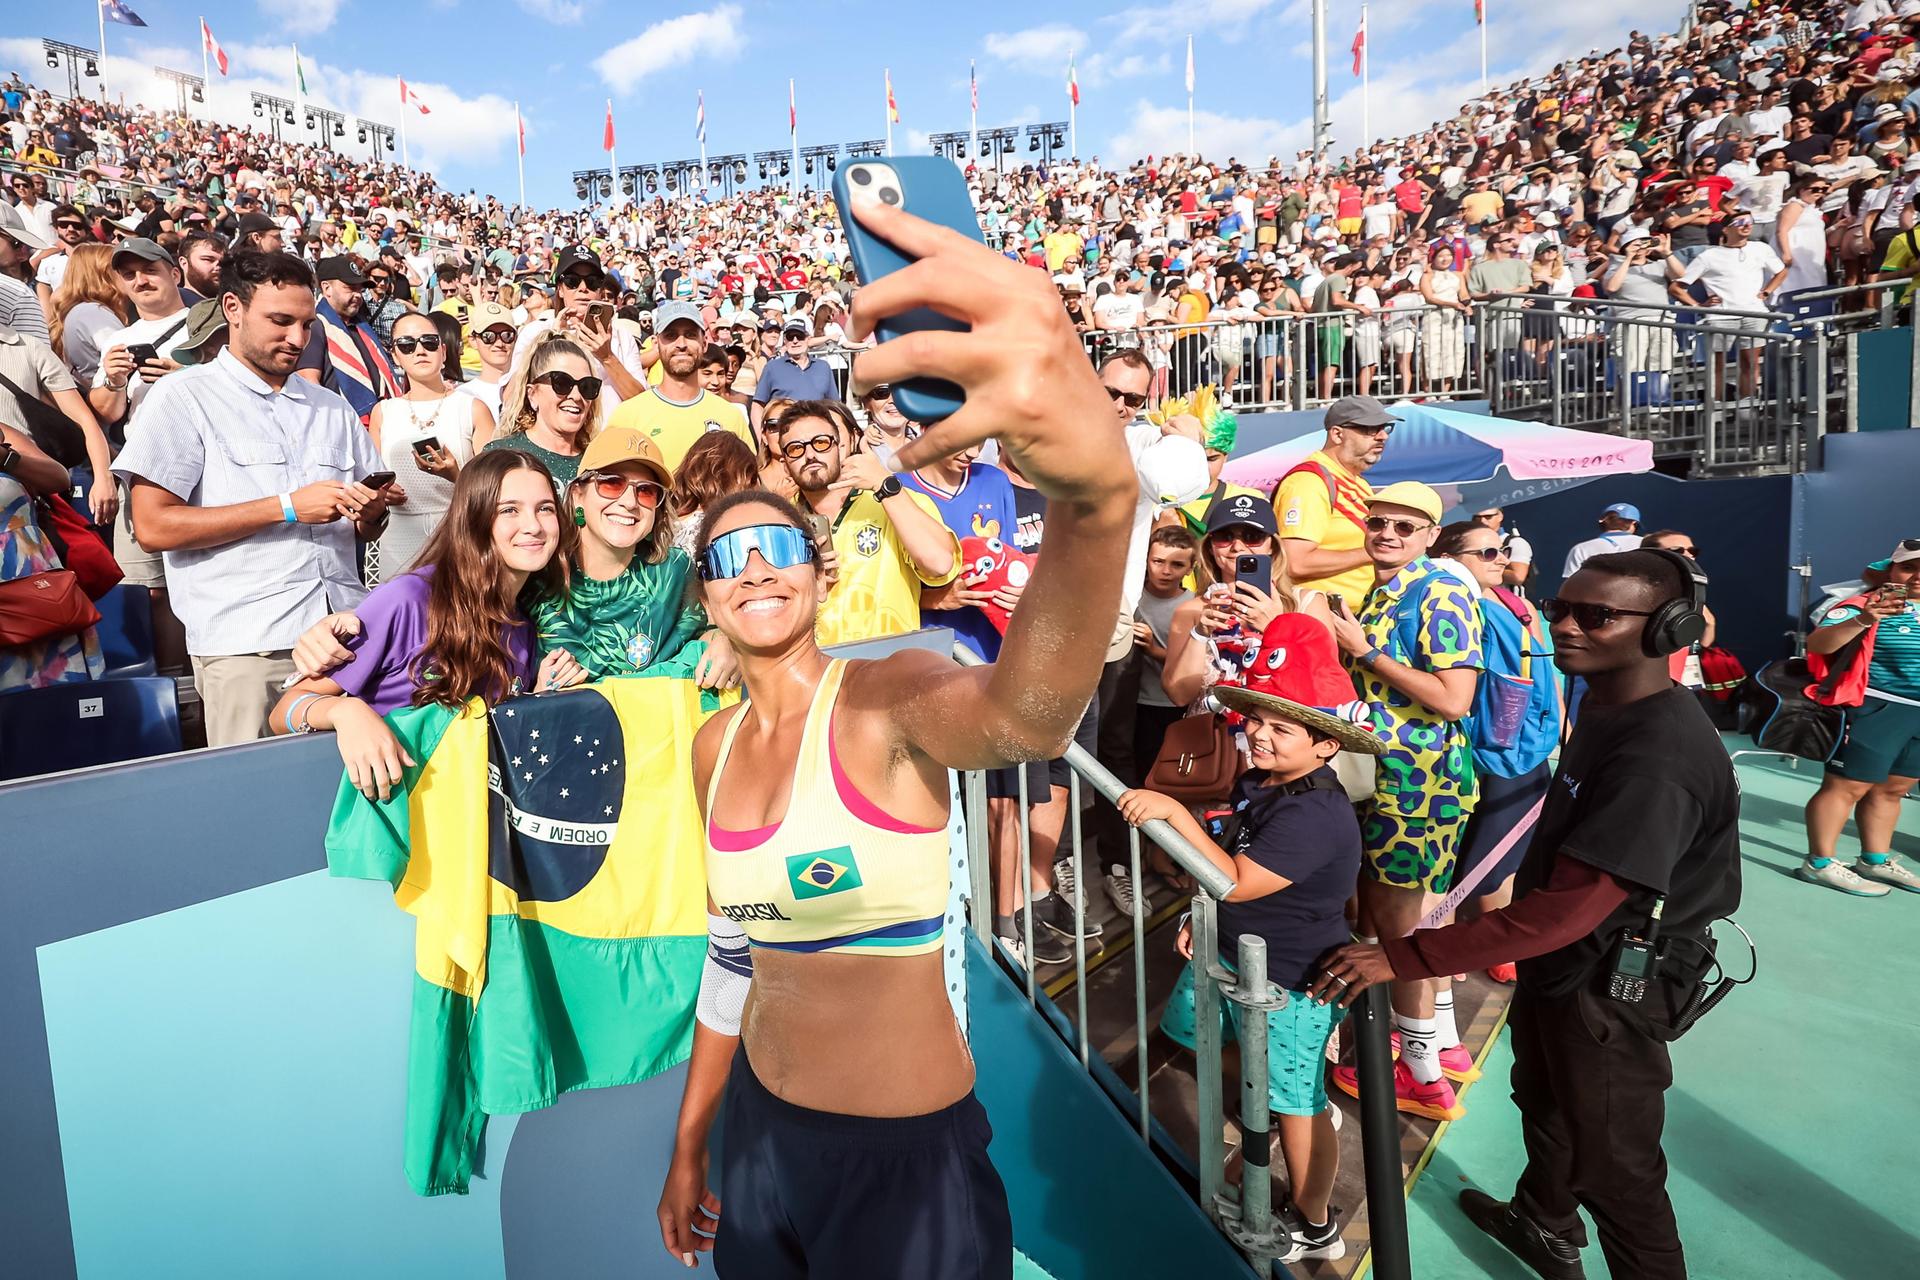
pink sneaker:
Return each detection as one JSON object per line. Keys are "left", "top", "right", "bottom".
{"left": 1333, "top": 1059, "right": 1467, "bottom": 1122}
{"left": 1388, "top": 1032, "right": 1483, "bottom": 1083}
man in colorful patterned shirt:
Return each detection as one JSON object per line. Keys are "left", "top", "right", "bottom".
{"left": 1325, "top": 481, "right": 1484, "bottom": 1123}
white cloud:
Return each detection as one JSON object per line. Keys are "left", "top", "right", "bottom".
{"left": 517, "top": 0, "right": 586, "bottom": 23}
{"left": 1081, "top": 50, "right": 1171, "bottom": 87}
{"left": 261, "top": 0, "right": 344, "bottom": 39}
{"left": 1111, "top": 0, "right": 1296, "bottom": 46}
{"left": 1108, "top": 98, "right": 1308, "bottom": 164}
{"left": 983, "top": 25, "right": 1087, "bottom": 72}
{"left": 594, "top": 5, "right": 744, "bottom": 97}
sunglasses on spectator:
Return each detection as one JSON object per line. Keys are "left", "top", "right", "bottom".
{"left": 698, "top": 523, "right": 818, "bottom": 582}
{"left": 779, "top": 432, "right": 839, "bottom": 460}
{"left": 1657, "top": 544, "right": 1699, "bottom": 557}
{"left": 476, "top": 326, "right": 516, "bottom": 344}
{"left": 589, "top": 474, "right": 666, "bottom": 508}
{"left": 1364, "top": 516, "right": 1432, "bottom": 537}
{"left": 1104, "top": 385, "right": 1149, "bottom": 409}
{"left": 1541, "top": 598, "right": 1656, "bottom": 630}
{"left": 393, "top": 335, "right": 444, "bottom": 354}
{"left": 1455, "top": 546, "right": 1510, "bottom": 562}
{"left": 54, "top": 219, "right": 86, "bottom": 231}
{"left": 533, "top": 371, "right": 602, "bottom": 400}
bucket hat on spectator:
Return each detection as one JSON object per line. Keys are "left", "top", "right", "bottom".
{"left": 1212, "top": 615, "right": 1385, "bottom": 755}
{"left": 0, "top": 201, "right": 52, "bottom": 252}
{"left": 170, "top": 298, "right": 229, "bottom": 364}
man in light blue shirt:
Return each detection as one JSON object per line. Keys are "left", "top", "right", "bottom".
{"left": 749, "top": 320, "right": 839, "bottom": 431}
{"left": 113, "top": 250, "right": 391, "bottom": 745}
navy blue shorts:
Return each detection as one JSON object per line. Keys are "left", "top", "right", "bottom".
{"left": 715, "top": 1053, "right": 1013, "bottom": 1280}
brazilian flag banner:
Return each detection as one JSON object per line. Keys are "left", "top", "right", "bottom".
{"left": 326, "top": 677, "right": 723, "bottom": 1195}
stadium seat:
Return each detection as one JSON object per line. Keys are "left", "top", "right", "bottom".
{"left": 0, "top": 677, "right": 182, "bottom": 782}
{"left": 93, "top": 584, "right": 157, "bottom": 678}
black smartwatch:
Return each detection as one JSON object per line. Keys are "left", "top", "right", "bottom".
{"left": 874, "top": 474, "right": 903, "bottom": 500}
{"left": 0, "top": 444, "right": 17, "bottom": 476}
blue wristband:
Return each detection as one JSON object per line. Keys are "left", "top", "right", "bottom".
{"left": 279, "top": 492, "right": 297, "bottom": 524}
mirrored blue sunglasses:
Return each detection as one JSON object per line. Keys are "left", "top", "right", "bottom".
{"left": 698, "top": 523, "right": 818, "bottom": 582}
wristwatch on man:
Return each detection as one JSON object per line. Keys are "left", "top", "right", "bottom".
{"left": 874, "top": 475, "right": 903, "bottom": 501}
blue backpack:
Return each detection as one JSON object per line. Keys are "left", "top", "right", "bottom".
{"left": 1388, "top": 569, "right": 1562, "bottom": 778}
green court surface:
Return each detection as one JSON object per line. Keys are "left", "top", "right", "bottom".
{"left": 1404, "top": 746, "right": 1920, "bottom": 1279}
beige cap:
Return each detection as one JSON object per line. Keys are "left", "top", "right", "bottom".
{"left": 576, "top": 428, "right": 671, "bottom": 489}
{"left": 1368, "top": 481, "right": 1445, "bottom": 525}
{"left": 469, "top": 300, "right": 515, "bottom": 330}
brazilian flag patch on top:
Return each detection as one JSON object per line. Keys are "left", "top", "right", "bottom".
{"left": 786, "top": 846, "right": 864, "bottom": 899}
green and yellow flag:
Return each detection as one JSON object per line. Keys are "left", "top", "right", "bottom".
{"left": 326, "top": 677, "right": 724, "bottom": 1195}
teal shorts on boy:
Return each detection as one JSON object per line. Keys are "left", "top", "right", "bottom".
{"left": 1159, "top": 959, "right": 1347, "bottom": 1116}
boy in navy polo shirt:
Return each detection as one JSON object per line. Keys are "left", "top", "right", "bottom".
{"left": 1119, "top": 614, "right": 1381, "bottom": 1263}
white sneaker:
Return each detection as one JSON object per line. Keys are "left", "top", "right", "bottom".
{"left": 1053, "top": 858, "right": 1078, "bottom": 905}
{"left": 1853, "top": 855, "right": 1920, "bottom": 894}
{"left": 1105, "top": 864, "right": 1139, "bottom": 919}
{"left": 1796, "top": 858, "right": 1891, "bottom": 897}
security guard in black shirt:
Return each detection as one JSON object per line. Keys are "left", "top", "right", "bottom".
{"left": 1311, "top": 549, "right": 1743, "bottom": 1279}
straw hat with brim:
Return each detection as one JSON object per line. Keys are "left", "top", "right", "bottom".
{"left": 1211, "top": 615, "right": 1386, "bottom": 757}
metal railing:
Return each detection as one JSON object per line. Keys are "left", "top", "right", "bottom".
{"left": 949, "top": 647, "right": 1407, "bottom": 1279}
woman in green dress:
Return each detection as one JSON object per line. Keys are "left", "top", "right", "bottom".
{"left": 478, "top": 332, "right": 600, "bottom": 492}
{"left": 289, "top": 427, "right": 738, "bottom": 692}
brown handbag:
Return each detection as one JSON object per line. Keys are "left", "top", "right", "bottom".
{"left": 0, "top": 570, "right": 102, "bottom": 647}
{"left": 1144, "top": 711, "right": 1241, "bottom": 803}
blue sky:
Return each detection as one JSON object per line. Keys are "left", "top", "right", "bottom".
{"left": 4, "top": 1, "right": 1680, "bottom": 208}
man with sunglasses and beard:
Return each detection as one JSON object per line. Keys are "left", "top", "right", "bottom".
{"left": 295, "top": 256, "right": 398, "bottom": 424}
{"left": 1312, "top": 549, "right": 1740, "bottom": 1280}
{"left": 1274, "top": 394, "right": 1395, "bottom": 611}
{"left": 512, "top": 244, "right": 647, "bottom": 406}
{"left": 773, "top": 398, "right": 957, "bottom": 647}
{"left": 606, "top": 301, "right": 751, "bottom": 470}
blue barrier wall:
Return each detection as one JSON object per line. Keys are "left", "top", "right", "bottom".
{"left": 1, "top": 629, "right": 1246, "bottom": 1279}
{"left": 1502, "top": 470, "right": 1794, "bottom": 675}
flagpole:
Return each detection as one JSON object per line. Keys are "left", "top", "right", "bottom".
{"left": 1068, "top": 55, "right": 1078, "bottom": 162}
{"left": 1186, "top": 35, "right": 1195, "bottom": 157}
{"left": 789, "top": 79, "right": 798, "bottom": 193}
{"left": 515, "top": 101, "right": 526, "bottom": 212}
{"left": 1361, "top": 6, "right": 1370, "bottom": 147}
{"left": 698, "top": 93, "right": 709, "bottom": 195}
{"left": 97, "top": 0, "right": 109, "bottom": 101}
{"left": 1480, "top": 2, "right": 1489, "bottom": 94}
{"left": 399, "top": 79, "right": 410, "bottom": 168}
{"left": 969, "top": 60, "right": 978, "bottom": 165}
{"left": 200, "top": 17, "right": 210, "bottom": 94}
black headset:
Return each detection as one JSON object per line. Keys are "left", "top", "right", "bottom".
{"left": 1640, "top": 547, "right": 1710, "bottom": 657}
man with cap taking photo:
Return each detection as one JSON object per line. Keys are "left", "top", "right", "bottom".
{"left": 1272, "top": 394, "right": 1395, "bottom": 612}
{"left": 512, "top": 244, "right": 647, "bottom": 406}
{"left": 296, "top": 256, "right": 398, "bottom": 423}
{"left": 1563, "top": 502, "right": 1644, "bottom": 578}
{"left": 234, "top": 210, "right": 284, "bottom": 255}
{"left": 1324, "top": 480, "right": 1484, "bottom": 1123}
{"left": 606, "top": 301, "right": 751, "bottom": 470}
{"left": 750, "top": 317, "right": 840, "bottom": 432}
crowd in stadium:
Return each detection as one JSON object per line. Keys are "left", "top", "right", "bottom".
{"left": 3, "top": 0, "right": 1919, "bottom": 1273}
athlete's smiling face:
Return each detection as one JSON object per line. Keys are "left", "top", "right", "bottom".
{"left": 700, "top": 500, "right": 825, "bottom": 652}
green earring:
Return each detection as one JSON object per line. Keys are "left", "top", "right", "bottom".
{"left": 573, "top": 507, "right": 586, "bottom": 527}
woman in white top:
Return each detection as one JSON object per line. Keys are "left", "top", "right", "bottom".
{"left": 1418, "top": 243, "right": 1470, "bottom": 390}
{"left": 1775, "top": 175, "right": 1832, "bottom": 299}
{"left": 368, "top": 312, "right": 491, "bottom": 579}
{"left": 459, "top": 303, "right": 517, "bottom": 436}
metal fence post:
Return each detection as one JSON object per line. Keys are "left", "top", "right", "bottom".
{"left": 1353, "top": 977, "right": 1412, "bottom": 1280}
{"left": 963, "top": 769, "right": 992, "bottom": 936}
{"left": 1193, "top": 894, "right": 1227, "bottom": 1225}
{"left": 1222, "top": 933, "right": 1285, "bottom": 1270}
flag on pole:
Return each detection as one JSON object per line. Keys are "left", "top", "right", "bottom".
{"left": 517, "top": 105, "right": 526, "bottom": 157}
{"left": 970, "top": 60, "right": 978, "bottom": 112}
{"left": 200, "top": 18, "right": 228, "bottom": 75}
{"left": 400, "top": 79, "right": 431, "bottom": 115}
{"left": 295, "top": 47, "right": 308, "bottom": 96}
{"left": 1476, "top": 0, "right": 1484, "bottom": 22}
{"left": 100, "top": 0, "right": 147, "bottom": 27}
{"left": 886, "top": 70, "right": 899, "bottom": 124}
{"left": 696, "top": 90, "right": 707, "bottom": 145}
{"left": 603, "top": 100, "right": 616, "bottom": 152}
{"left": 1067, "top": 55, "right": 1080, "bottom": 106}
{"left": 1185, "top": 35, "right": 1195, "bottom": 94}
{"left": 1351, "top": 14, "right": 1366, "bottom": 77}
{"left": 788, "top": 79, "right": 797, "bottom": 135}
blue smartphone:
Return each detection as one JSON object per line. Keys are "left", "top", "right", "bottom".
{"left": 832, "top": 156, "right": 984, "bottom": 425}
